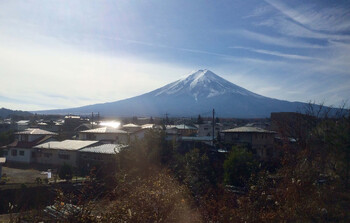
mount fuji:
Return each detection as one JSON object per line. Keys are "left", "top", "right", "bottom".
{"left": 37, "top": 69, "right": 307, "bottom": 118}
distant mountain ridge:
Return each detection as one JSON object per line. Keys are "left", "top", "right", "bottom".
{"left": 0, "top": 107, "right": 32, "bottom": 118}
{"left": 36, "top": 69, "right": 309, "bottom": 118}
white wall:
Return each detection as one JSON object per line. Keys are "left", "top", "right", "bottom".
{"left": 3, "top": 148, "right": 33, "bottom": 163}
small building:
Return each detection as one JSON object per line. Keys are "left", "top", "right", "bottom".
{"left": 122, "top": 123, "right": 142, "bottom": 133}
{"left": 34, "top": 140, "right": 99, "bottom": 168}
{"left": 222, "top": 127, "right": 277, "bottom": 160}
{"left": 197, "top": 123, "right": 223, "bottom": 137}
{"left": 79, "top": 143, "right": 128, "bottom": 171}
{"left": 16, "top": 120, "right": 30, "bottom": 131}
{"left": 166, "top": 125, "right": 197, "bottom": 136}
{"left": 1, "top": 128, "right": 57, "bottom": 164}
{"left": 79, "top": 127, "right": 129, "bottom": 144}
{"left": 36, "top": 121, "right": 62, "bottom": 133}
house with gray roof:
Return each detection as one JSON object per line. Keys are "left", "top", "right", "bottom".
{"left": 34, "top": 140, "right": 99, "bottom": 167}
{"left": 79, "top": 127, "right": 129, "bottom": 144}
{"left": 221, "top": 127, "right": 277, "bottom": 160}
{"left": 79, "top": 144, "right": 128, "bottom": 171}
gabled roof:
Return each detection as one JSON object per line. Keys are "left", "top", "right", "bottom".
{"left": 35, "top": 140, "right": 99, "bottom": 151}
{"left": 15, "top": 128, "right": 57, "bottom": 135}
{"left": 80, "top": 127, "right": 127, "bottom": 134}
{"left": 2, "top": 135, "right": 55, "bottom": 149}
{"left": 80, "top": 144, "right": 128, "bottom": 154}
{"left": 222, "top": 126, "right": 275, "bottom": 134}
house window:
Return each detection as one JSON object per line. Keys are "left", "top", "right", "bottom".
{"left": 11, "top": 149, "right": 17, "bottom": 156}
{"left": 3, "top": 150, "right": 8, "bottom": 156}
{"left": 58, "top": 154, "right": 70, "bottom": 160}
{"left": 19, "top": 151, "right": 25, "bottom": 156}
{"left": 44, "top": 153, "right": 52, "bottom": 158}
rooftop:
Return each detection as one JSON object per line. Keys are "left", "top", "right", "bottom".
{"left": 142, "top": 124, "right": 155, "bottom": 129}
{"left": 181, "top": 136, "right": 213, "bottom": 141}
{"left": 35, "top": 140, "right": 99, "bottom": 151}
{"left": 123, "top": 123, "right": 141, "bottom": 128}
{"left": 80, "top": 143, "right": 129, "bottom": 154}
{"left": 222, "top": 126, "right": 275, "bottom": 134}
{"left": 166, "top": 125, "right": 197, "bottom": 130}
{"left": 80, "top": 127, "right": 128, "bottom": 134}
{"left": 15, "top": 128, "right": 58, "bottom": 135}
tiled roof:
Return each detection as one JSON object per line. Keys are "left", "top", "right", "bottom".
{"left": 80, "top": 127, "right": 128, "bottom": 134}
{"left": 80, "top": 144, "right": 128, "bottom": 154}
{"left": 222, "top": 127, "right": 275, "bottom": 133}
{"left": 35, "top": 140, "right": 99, "bottom": 151}
{"left": 15, "top": 128, "right": 57, "bottom": 135}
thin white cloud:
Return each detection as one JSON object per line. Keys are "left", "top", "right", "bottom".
{"left": 265, "top": 0, "right": 350, "bottom": 33}
{"left": 230, "top": 46, "right": 316, "bottom": 60}
{"left": 95, "top": 34, "right": 239, "bottom": 59}
{"left": 238, "top": 30, "right": 324, "bottom": 48}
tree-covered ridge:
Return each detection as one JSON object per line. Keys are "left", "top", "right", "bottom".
{"left": 0, "top": 107, "right": 32, "bottom": 118}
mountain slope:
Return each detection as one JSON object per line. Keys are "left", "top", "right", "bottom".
{"left": 0, "top": 107, "right": 32, "bottom": 118}
{"left": 36, "top": 69, "right": 308, "bottom": 118}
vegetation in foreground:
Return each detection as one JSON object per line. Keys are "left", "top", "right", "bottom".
{"left": 8, "top": 108, "right": 350, "bottom": 222}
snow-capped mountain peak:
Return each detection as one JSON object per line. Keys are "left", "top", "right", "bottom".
{"left": 154, "top": 69, "right": 261, "bottom": 100}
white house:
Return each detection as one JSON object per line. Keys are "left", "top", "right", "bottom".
{"left": 34, "top": 140, "right": 99, "bottom": 167}
{"left": 1, "top": 128, "right": 57, "bottom": 164}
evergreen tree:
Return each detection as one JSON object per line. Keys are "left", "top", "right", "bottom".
{"left": 197, "top": 115, "right": 203, "bottom": 124}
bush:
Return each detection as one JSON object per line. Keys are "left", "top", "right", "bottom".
{"left": 223, "top": 146, "right": 257, "bottom": 186}
{"left": 59, "top": 163, "right": 73, "bottom": 181}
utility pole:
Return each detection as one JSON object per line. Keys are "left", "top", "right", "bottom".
{"left": 165, "top": 113, "right": 169, "bottom": 126}
{"left": 91, "top": 112, "right": 94, "bottom": 128}
{"left": 212, "top": 108, "right": 215, "bottom": 146}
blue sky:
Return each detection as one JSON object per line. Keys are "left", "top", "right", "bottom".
{"left": 0, "top": 0, "right": 350, "bottom": 110}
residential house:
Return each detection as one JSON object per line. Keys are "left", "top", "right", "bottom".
{"left": 197, "top": 123, "right": 223, "bottom": 137}
{"left": 79, "top": 127, "right": 129, "bottom": 144}
{"left": 122, "top": 123, "right": 142, "bottom": 133}
{"left": 166, "top": 125, "right": 197, "bottom": 137}
{"left": 16, "top": 120, "right": 30, "bottom": 131}
{"left": 129, "top": 124, "right": 158, "bottom": 141}
{"left": 1, "top": 128, "right": 57, "bottom": 164}
{"left": 79, "top": 143, "right": 128, "bottom": 172}
{"left": 222, "top": 127, "right": 277, "bottom": 160}
{"left": 34, "top": 140, "right": 99, "bottom": 168}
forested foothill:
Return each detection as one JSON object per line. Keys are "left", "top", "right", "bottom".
{"left": 8, "top": 105, "right": 350, "bottom": 222}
